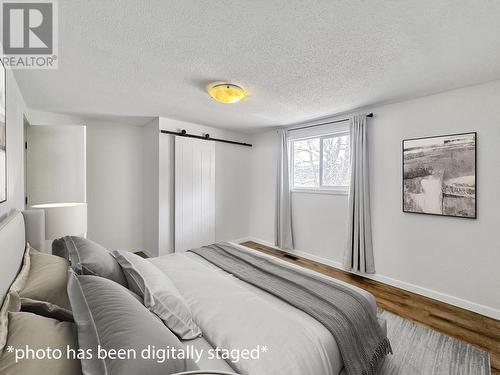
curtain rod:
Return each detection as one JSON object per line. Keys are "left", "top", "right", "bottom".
{"left": 288, "top": 112, "right": 373, "bottom": 132}
{"left": 160, "top": 129, "right": 253, "bottom": 147}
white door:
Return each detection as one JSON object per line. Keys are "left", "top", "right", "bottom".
{"left": 175, "top": 137, "right": 215, "bottom": 252}
{"left": 26, "top": 125, "right": 86, "bottom": 206}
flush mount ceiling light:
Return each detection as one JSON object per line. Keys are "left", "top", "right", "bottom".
{"left": 208, "top": 83, "right": 246, "bottom": 104}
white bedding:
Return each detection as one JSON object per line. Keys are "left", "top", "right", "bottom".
{"left": 148, "top": 245, "right": 378, "bottom": 375}
{"left": 183, "top": 337, "right": 236, "bottom": 373}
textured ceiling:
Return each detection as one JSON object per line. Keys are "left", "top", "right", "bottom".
{"left": 14, "top": 0, "right": 500, "bottom": 131}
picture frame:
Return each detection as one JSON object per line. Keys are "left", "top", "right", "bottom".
{"left": 0, "top": 59, "right": 6, "bottom": 203}
{"left": 402, "top": 132, "right": 477, "bottom": 219}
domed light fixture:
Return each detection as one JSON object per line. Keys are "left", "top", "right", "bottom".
{"left": 208, "top": 83, "right": 246, "bottom": 104}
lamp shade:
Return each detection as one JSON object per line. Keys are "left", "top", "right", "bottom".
{"left": 30, "top": 202, "right": 87, "bottom": 240}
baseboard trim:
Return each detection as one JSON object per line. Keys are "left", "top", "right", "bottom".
{"left": 234, "top": 236, "right": 500, "bottom": 320}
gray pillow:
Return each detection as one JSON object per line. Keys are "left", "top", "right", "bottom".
{"left": 53, "top": 236, "right": 127, "bottom": 287}
{"left": 67, "top": 271, "right": 199, "bottom": 375}
{"left": 52, "top": 237, "right": 70, "bottom": 262}
{"left": 112, "top": 250, "right": 202, "bottom": 340}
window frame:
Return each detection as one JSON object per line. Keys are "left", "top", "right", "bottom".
{"left": 290, "top": 129, "right": 350, "bottom": 195}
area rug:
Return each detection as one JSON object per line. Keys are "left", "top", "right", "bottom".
{"left": 378, "top": 310, "right": 491, "bottom": 375}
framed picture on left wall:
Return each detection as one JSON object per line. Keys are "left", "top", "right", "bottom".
{"left": 0, "top": 60, "right": 6, "bottom": 203}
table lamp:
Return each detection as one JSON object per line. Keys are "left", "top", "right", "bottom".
{"left": 30, "top": 202, "right": 87, "bottom": 240}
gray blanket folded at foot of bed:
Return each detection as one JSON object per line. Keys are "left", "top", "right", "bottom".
{"left": 188, "top": 242, "right": 392, "bottom": 375}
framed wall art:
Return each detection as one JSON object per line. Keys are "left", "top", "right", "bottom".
{"left": 0, "top": 60, "right": 6, "bottom": 203}
{"left": 403, "top": 132, "right": 476, "bottom": 219}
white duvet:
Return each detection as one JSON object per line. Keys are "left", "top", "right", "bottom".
{"left": 148, "top": 245, "right": 377, "bottom": 375}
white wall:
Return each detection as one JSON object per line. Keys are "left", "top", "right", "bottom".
{"left": 292, "top": 193, "right": 348, "bottom": 261}
{"left": 248, "top": 130, "right": 277, "bottom": 243}
{"left": 86, "top": 122, "right": 143, "bottom": 251}
{"left": 156, "top": 117, "right": 252, "bottom": 255}
{"left": 157, "top": 121, "right": 173, "bottom": 255}
{"left": 25, "top": 111, "right": 253, "bottom": 256}
{"left": 368, "top": 80, "right": 500, "bottom": 318}
{"left": 0, "top": 69, "right": 27, "bottom": 221}
{"left": 142, "top": 118, "right": 160, "bottom": 256}
{"left": 26, "top": 125, "right": 86, "bottom": 205}
{"left": 248, "top": 80, "right": 500, "bottom": 319}
{"left": 27, "top": 110, "right": 86, "bottom": 126}
{"left": 249, "top": 130, "right": 350, "bottom": 261}
{"left": 28, "top": 110, "right": 146, "bottom": 252}
{"left": 215, "top": 140, "right": 253, "bottom": 241}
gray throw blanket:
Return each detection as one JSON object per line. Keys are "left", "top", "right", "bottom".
{"left": 189, "top": 243, "right": 392, "bottom": 375}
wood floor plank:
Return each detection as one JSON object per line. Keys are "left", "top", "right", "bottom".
{"left": 240, "top": 241, "right": 500, "bottom": 374}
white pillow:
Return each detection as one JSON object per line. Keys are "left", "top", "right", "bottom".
{"left": 112, "top": 250, "right": 201, "bottom": 340}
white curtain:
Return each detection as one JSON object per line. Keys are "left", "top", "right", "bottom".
{"left": 275, "top": 129, "right": 294, "bottom": 250}
{"left": 343, "top": 114, "right": 375, "bottom": 273}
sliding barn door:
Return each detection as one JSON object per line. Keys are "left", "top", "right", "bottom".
{"left": 175, "top": 137, "right": 215, "bottom": 252}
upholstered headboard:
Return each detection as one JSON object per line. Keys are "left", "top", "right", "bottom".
{"left": 0, "top": 210, "right": 45, "bottom": 306}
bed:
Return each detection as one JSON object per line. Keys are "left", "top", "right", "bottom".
{"left": 149, "top": 247, "right": 382, "bottom": 375}
{"left": 0, "top": 210, "right": 44, "bottom": 307}
{"left": 0, "top": 211, "right": 389, "bottom": 375}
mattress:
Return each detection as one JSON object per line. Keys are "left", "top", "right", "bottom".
{"left": 149, "top": 244, "right": 378, "bottom": 375}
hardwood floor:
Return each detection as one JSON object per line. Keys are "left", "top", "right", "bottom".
{"left": 240, "top": 241, "right": 500, "bottom": 375}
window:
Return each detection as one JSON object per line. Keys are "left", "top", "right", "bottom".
{"left": 291, "top": 132, "right": 350, "bottom": 193}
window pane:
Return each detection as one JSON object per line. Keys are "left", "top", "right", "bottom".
{"left": 293, "top": 138, "right": 320, "bottom": 188}
{"left": 322, "top": 135, "right": 350, "bottom": 187}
